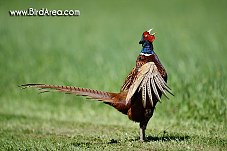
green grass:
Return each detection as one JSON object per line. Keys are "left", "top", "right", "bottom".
{"left": 0, "top": 0, "right": 226, "bottom": 150}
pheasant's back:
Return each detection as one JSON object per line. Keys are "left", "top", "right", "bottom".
{"left": 121, "top": 54, "right": 167, "bottom": 92}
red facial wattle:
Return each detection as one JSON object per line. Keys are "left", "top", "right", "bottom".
{"left": 143, "top": 31, "right": 155, "bottom": 43}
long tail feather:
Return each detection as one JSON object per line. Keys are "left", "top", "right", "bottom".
{"left": 20, "top": 84, "right": 117, "bottom": 103}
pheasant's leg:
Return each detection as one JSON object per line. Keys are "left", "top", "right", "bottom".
{"left": 139, "top": 109, "right": 154, "bottom": 141}
{"left": 140, "top": 122, "right": 147, "bottom": 141}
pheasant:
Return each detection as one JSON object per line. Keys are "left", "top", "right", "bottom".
{"left": 21, "top": 29, "right": 173, "bottom": 141}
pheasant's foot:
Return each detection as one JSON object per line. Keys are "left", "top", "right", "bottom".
{"left": 140, "top": 125, "right": 146, "bottom": 141}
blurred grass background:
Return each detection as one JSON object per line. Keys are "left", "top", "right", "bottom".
{"left": 0, "top": 0, "right": 226, "bottom": 150}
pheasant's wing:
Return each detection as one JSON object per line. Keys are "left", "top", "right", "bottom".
{"left": 120, "top": 67, "right": 137, "bottom": 92}
{"left": 20, "top": 84, "right": 117, "bottom": 103}
{"left": 126, "top": 62, "right": 173, "bottom": 107}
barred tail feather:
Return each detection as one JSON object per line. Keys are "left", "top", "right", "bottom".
{"left": 20, "top": 84, "right": 117, "bottom": 103}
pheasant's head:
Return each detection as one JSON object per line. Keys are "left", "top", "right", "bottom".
{"left": 139, "top": 29, "right": 156, "bottom": 45}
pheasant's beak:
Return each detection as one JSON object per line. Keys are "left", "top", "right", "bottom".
{"left": 139, "top": 36, "right": 144, "bottom": 44}
{"left": 139, "top": 39, "right": 144, "bottom": 44}
{"left": 139, "top": 40, "right": 144, "bottom": 44}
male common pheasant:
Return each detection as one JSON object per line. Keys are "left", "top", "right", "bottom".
{"left": 21, "top": 29, "right": 173, "bottom": 141}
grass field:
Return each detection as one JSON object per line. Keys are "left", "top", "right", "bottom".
{"left": 0, "top": 0, "right": 226, "bottom": 150}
